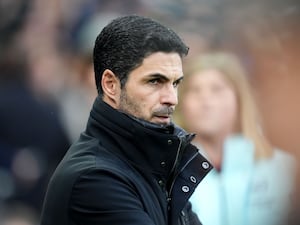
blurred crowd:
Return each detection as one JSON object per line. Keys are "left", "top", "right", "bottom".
{"left": 0, "top": 0, "right": 300, "bottom": 224}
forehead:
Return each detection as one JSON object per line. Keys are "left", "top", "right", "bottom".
{"left": 130, "top": 52, "right": 183, "bottom": 78}
{"left": 189, "top": 69, "right": 231, "bottom": 85}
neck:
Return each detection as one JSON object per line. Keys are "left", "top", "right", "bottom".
{"left": 193, "top": 134, "right": 225, "bottom": 171}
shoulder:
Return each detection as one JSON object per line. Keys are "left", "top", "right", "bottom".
{"left": 273, "top": 148, "right": 295, "bottom": 162}
{"left": 48, "top": 132, "right": 137, "bottom": 197}
{"left": 257, "top": 148, "right": 296, "bottom": 166}
{"left": 56, "top": 132, "right": 135, "bottom": 182}
{"left": 273, "top": 148, "right": 297, "bottom": 175}
{"left": 255, "top": 148, "right": 297, "bottom": 188}
{"left": 268, "top": 148, "right": 297, "bottom": 171}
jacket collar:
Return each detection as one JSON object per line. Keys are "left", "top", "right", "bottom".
{"left": 85, "top": 96, "right": 195, "bottom": 179}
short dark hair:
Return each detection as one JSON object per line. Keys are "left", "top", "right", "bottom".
{"left": 93, "top": 15, "right": 189, "bottom": 95}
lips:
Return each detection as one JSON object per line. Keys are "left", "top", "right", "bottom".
{"left": 154, "top": 113, "right": 171, "bottom": 117}
{"left": 153, "top": 115, "right": 171, "bottom": 124}
{"left": 152, "top": 107, "right": 174, "bottom": 124}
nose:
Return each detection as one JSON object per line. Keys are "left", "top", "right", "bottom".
{"left": 161, "top": 84, "right": 178, "bottom": 106}
{"left": 200, "top": 89, "right": 214, "bottom": 102}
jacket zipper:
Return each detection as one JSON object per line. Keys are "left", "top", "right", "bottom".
{"left": 165, "top": 138, "right": 182, "bottom": 212}
{"left": 166, "top": 134, "right": 198, "bottom": 202}
{"left": 166, "top": 143, "right": 198, "bottom": 225}
{"left": 168, "top": 150, "right": 199, "bottom": 199}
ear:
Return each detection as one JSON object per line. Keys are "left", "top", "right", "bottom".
{"left": 101, "top": 69, "right": 121, "bottom": 108}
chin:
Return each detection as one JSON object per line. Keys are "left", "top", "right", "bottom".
{"left": 198, "top": 129, "right": 218, "bottom": 137}
{"left": 155, "top": 121, "right": 172, "bottom": 127}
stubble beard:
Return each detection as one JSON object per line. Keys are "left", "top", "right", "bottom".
{"left": 119, "top": 88, "right": 146, "bottom": 121}
{"left": 119, "top": 88, "right": 175, "bottom": 125}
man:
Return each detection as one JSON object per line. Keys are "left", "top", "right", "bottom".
{"left": 40, "top": 15, "right": 212, "bottom": 225}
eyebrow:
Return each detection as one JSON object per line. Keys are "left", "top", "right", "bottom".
{"left": 147, "top": 73, "right": 184, "bottom": 83}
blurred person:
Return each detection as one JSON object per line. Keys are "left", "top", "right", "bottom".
{"left": 288, "top": 168, "right": 300, "bottom": 224}
{"left": 0, "top": 54, "right": 70, "bottom": 211}
{"left": 175, "top": 52, "right": 297, "bottom": 225}
{"left": 40, "top": 15, "right": 212, "bottom": 225}
{"left": 0, "top": 202, "right": 38, "bottom": 225}
{"left": 56, "top": 53, "right": 97, "bottom": 142}
{"left": 57, "top": 13, "right": 120, "bottom": 142}
{"left": 0, "top": 0, "right": 70, "bottom": 212}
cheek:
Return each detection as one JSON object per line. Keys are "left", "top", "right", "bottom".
{"left": 138, "top": 94, "right": 161, "bottom": 118}
{"left": 180, "top": 97, "right": 203, "bottom": 130}
{"left": 181, "top": 97, "right": 198, "bottom": 118}
{"left": 219, "top": 95, "right": 238, "bottom": 127}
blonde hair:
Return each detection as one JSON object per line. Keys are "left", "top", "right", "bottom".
{"left": 176, "top": 52, "right": 273, "bottom": 159}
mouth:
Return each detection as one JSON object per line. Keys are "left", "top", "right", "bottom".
{"left": 153, "top": 115, "right": 171, "bottom": 124}
{"left": 152, "top": 107, "right": 174, "bottom": 124}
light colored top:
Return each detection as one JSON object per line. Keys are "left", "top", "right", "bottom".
{"left": 190, "top": 135, "right": 297, "bottom": 225}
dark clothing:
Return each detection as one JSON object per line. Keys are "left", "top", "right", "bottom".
{"left": 40, "top": 96, "right": 212, "bottom": 225}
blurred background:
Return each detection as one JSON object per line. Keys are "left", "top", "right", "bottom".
{"left": 0, "top": 0, "right": 299, "bottom": 224}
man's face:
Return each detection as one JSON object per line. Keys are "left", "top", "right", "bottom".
{"left": 180, "top": 69, "right": 238, "bottom": 137}
{"left": 118, "top": 52, "right": 184, "bottom": 125}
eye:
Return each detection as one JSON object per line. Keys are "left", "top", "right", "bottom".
{"left": 148, "top": 78, "right": 161, "bottom": 85}
{"left": 173, "top": 78, "right": 183, "bottom": 88}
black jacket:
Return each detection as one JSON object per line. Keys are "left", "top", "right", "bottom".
{"left": 40, "top": 96, "right": 212, "bottom": 225}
